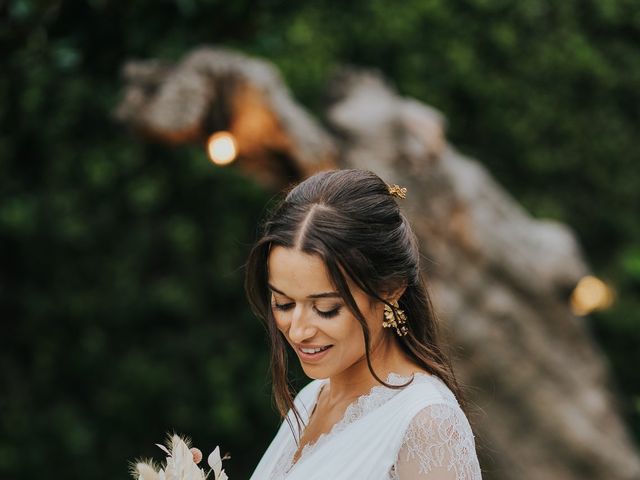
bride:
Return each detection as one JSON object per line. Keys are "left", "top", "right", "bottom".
{"left": 244, "top": 169, "right": 482, "bottom": 479}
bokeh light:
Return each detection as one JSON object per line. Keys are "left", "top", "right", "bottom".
{"left": 207, "top": 131, "right": 238, "bottom": 165}
{"left": 570, "top": 275, "right": 615, "bottom": 316}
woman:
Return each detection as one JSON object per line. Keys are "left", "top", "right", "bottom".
{"left": 245, "top": 169, "right": 482, "bottom": 479}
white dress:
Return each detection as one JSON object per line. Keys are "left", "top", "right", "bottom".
{"left": 249, "top": 372, "right": 482, "bottom": 479}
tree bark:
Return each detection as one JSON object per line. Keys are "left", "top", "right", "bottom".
{"left": 116, "top": 46, "right": 640, "bottom": 480}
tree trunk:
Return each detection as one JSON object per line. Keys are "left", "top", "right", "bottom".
{"left": 116, "top": 46, "right": 640, "bottom": 480}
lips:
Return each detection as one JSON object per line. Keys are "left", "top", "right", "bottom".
{"left": 295, "top": 344, "right": 334, "bottom": 363}
{"left": 299, "top": 345, "right": 331, "bottom": 354}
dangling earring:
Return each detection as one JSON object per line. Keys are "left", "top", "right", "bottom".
{"left": 382, "top": 300, "right": 409, "bottom": 337}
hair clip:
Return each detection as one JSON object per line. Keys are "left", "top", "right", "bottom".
{"left": 387, "top": 184, "right": 407, "bottom": 199}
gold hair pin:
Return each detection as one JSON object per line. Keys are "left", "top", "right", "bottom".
{"left": 387, "top": 184, "right": 407, "bottom": 199}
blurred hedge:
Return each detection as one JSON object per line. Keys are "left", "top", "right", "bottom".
{"left": 1, "top": 0, "right": 639, "bottom": 478}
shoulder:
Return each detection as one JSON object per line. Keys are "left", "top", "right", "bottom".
{"left": 406, "top": 402, "right": 474, "bottom": 440}
{"left": 396, "top": 372, "right": 460, "bottom": 406}
{"left": 392, "top": 377, "right": 482, "bottom": 479}
{"left": 392, "top": 374, "right": 481, "bottom": 480}
{"left": 402, "top": 374, "right": 474, "bottom": 449}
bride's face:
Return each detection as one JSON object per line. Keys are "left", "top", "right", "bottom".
{"left": 267, "top": 245, "right": 386, "bottom": 379}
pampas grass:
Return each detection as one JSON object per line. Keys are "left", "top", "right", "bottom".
{"left": 130, "top": 433, "right": 229, "bottom": 480}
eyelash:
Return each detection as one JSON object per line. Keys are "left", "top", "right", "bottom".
{"left": 272, "top": 302, "right": 342, "bottom": 319}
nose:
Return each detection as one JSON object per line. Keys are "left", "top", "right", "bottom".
{"left": 288, "top": 304, "right": 316, "bottom": 343}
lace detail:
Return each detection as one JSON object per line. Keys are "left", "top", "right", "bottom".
{"left": 389, "top": 403, "right": 482, "bottom": 480}
{"left": 271, "top": 372, "right": 455, "bottom": 479}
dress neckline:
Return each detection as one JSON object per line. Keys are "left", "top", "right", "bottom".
{"left": 286, "top": 371, "right": 439, "bottom": 473}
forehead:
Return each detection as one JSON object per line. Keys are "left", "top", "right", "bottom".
{"left": 267, "top": 246, "right": 336, "bottom": 296}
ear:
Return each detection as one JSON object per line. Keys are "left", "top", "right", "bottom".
{"left": 382, "top": 282, "right": 408, "bottom": 304}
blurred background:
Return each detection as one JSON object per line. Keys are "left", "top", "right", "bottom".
{"left": 2, "top": 1, "right": 640, "bottom": 479}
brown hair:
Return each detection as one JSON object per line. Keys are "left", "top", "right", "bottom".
{"left": 244, "top": 169, "right": 464, "bottom": 439}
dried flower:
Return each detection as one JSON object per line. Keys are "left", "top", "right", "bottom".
{"left": 190, "top": 448, "right": 203, "bottom": 465}
{"left": 131, "top": 434, "right": 229, "bottom": 480}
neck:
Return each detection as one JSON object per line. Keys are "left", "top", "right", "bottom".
{"left": 324, "top": 333, "right": 413, "bottom": 406}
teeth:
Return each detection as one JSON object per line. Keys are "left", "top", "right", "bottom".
{"left": 300, "top": 346, "right": 330, "bottom": 354}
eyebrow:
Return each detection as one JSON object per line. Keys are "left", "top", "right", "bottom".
{"left": 268, "top": 283, "right": 341, "bottom": 299}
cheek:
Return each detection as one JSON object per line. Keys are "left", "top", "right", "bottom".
{"left": 272, "top": 310, "right": 289, "bottom": 332}
{"left": 367, "top": 306, "right": 384, "bottom": 335}
{"left": 350, "top": 298, "right": 382, "bottom": 335}
{"left": 340, "top": 307, "right": 381, "bottom": 354}
{"left": 333, "top": 315, "right": 366, "bottom": 349}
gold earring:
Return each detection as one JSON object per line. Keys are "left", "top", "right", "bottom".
{"left": 382, "top": 300, "right": 409, "bottom": 336}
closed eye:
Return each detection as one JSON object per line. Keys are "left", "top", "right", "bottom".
{"left": 272, "top": 302, "right": 342, "bottom": 319}
{"left": 315, "top": 306, "right": 341, "bottom": 318}
{"left": 273, "top": 302, "right": 294, "bottom": 312}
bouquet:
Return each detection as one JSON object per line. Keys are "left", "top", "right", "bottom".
{"left": 131, "top": 433, "right": 230, "bottom": 480}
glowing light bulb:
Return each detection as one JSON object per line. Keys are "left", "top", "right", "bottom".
{"left": 570, "top": 275, "right": 615, "bottom": 316}
{"left": 207, "top": 131, "right": 238, "bottom": 165}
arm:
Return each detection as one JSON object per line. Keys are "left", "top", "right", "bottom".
{"left": 391, "top": 403, "right": 482, "bottom": 480}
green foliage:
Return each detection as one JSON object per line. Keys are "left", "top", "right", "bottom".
{"left": 0, "top": 142, "right": 277, "bottom": 477}
{"left": 1, "top": 3, "right": 278, "bottom": 474}
{"left": 1, "top": 0, "right": 639, "bottom": 478}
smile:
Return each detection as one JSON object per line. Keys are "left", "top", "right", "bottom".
{"left": 300, "top": 345, "right": 331, "bottom": 354}
{"left": 296, "top": 345, "right": 334, "bottom": 362}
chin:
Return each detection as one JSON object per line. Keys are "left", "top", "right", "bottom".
{"left": 300, "top": 364, "right": 332, "bottom": 379}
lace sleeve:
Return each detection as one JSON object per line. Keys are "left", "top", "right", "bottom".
{"left": 390, "top": 403, "right": 482, "bottom": 480}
